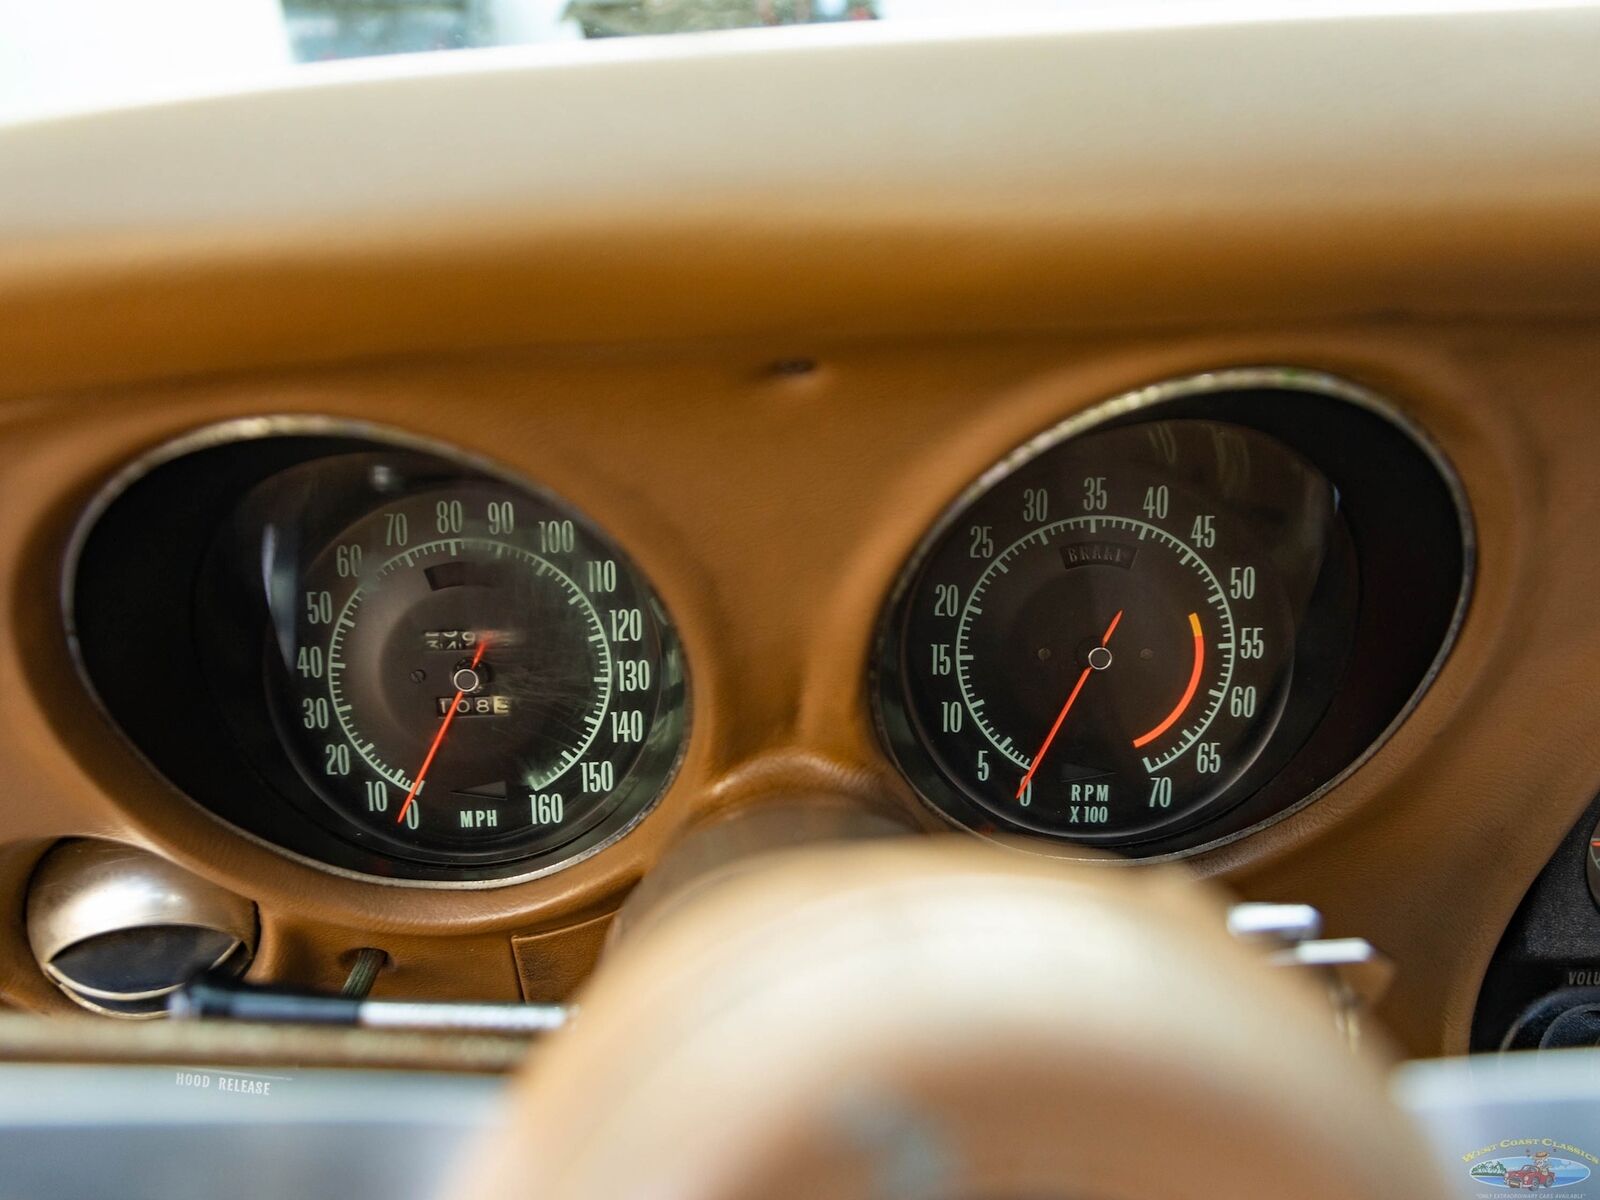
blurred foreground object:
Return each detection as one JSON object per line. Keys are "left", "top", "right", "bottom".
{"left": 457, "top": 839, "right": 1447, "bottom": 1200}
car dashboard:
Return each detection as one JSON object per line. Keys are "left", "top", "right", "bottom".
{"left": 0, "top": 0, "right": 1598, "bottom": 1111}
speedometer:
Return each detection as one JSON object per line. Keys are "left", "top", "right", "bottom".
{"left": 278, "top": 483, "right": 671, "bottom": 866}
{"left": 873, "top": 369, "right": 1471, "bottom": 857}
{"left": 68, "top": 420, "right": 688, "bottom": 885}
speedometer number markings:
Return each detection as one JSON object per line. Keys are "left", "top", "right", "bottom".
{"left": 279, "top": 481, "right": 679, "bottom": 867}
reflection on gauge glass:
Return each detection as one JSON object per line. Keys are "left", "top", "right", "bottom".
{"left": 873, "top": 371, "right": 1470, "bottom": 857}
{"left": 67, "top": 422, "right": 688, "bottom": 885}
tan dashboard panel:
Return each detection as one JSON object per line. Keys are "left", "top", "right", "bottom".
{"left": 0, "top": 320, "right": 1575, "bottom": 1055}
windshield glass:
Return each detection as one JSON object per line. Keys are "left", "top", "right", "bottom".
{"left": 3, "top": 0, "right": 1572, "bottom": 124}
{"left": 0, "top": 0, "right": 1212, "bottom": 123}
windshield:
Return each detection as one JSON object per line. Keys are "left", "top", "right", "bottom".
{"left": 0, "top": 0, "right": 1219, "bottom": 124}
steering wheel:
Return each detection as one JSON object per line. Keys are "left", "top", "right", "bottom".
{"left": 456, "top": 839, "right": 1448, "bottom": 1200}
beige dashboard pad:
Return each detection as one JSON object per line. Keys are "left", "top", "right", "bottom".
{"left": 460, "top": 840, "right": 1448, "bottom": 1200}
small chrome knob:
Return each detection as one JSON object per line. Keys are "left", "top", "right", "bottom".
{"left": 1228, "top": 901, "right": 1391, "bottom": 1048}
{"left": 1226, "top": 902, "right": 1324, "bottom": 944}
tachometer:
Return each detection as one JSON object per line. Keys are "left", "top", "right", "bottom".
{"left": 873, "top": 370, "right": 1471, "bottom": 857}
{"left": 952, "top": 507, "right": 1293, "bottom": 841}
{"left": 890, "top": 421, "right": 1304, "bottom": 844}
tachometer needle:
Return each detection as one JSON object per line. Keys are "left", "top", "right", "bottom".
{"left": 395, "top": 637, "right": 489, "bottom": 826}
{"left": 1016, "top": 610, "right": 1123, "bottom": 799}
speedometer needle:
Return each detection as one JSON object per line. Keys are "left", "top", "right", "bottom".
{"left": 1015, "top": 610, "right": 1123, "bottom": 800}
{"left": 395, "top": 637, "right": 489, "bottom": 826}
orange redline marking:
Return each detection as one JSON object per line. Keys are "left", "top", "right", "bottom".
{"left": 395, "top": 637, "right": 489, "bottom": 825}
{"left": 1132, "top": 612, "right": 1204, "bottom": 749}
{"left": 1015, "top": 609, "right": 1124, "bottom": 799}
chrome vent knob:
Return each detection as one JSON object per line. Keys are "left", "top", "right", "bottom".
{"left": 26, "top": 840, "right": 257, "bottom": 1018}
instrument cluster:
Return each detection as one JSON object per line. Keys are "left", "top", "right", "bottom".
{"left": 64, "top": 370, "right": 1471, "bottom": 886}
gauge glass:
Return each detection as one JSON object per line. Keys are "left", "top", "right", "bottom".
{"left": 878, "top": 417, "right": 1345, "bottom": 847}
{"left": 272, "top": 473, "right": 679, "bottom": 866}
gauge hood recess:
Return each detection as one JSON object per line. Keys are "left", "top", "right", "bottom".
{"left": 4, "top": 4, "right": 1600, "bottom": 393}
{"left": 62, "top": 421, "right": 689, "bottom": 886}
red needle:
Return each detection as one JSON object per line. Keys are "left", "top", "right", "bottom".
{"left": 395, "top": 637, "right": 489, "bottom": 826}
{"left": 1015, "top": 610, "right": 1123, "bottom": 800}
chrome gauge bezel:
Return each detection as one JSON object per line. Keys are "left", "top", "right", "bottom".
{"left": 63, "top": 416, "right": 691, "bottom": 889}
{"left": 870, "top": 366, "right": 1475, "bottom": 862}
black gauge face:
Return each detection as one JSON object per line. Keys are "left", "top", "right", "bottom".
{"left": 68, "top": 426, "right": 687, "bottom": 884}
{"left": 276, "top": 484, "right": 671, "bottom": 865}
{"left": 886, "top": 421, "right": 1315, "bottom": 845}
{"left": 875, "top": 376, "right": 1471, "bottom": 857}
{"left": 952, "top": 512, "right": 1294, "bottom": 841}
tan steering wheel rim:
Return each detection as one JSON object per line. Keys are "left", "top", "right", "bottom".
{"left": 458, "top": 840, "right": 1447, "bottom": 1200}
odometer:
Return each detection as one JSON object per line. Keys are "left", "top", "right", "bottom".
{"left": 874, "top": 370, "right": 1471, "bottom": 857}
